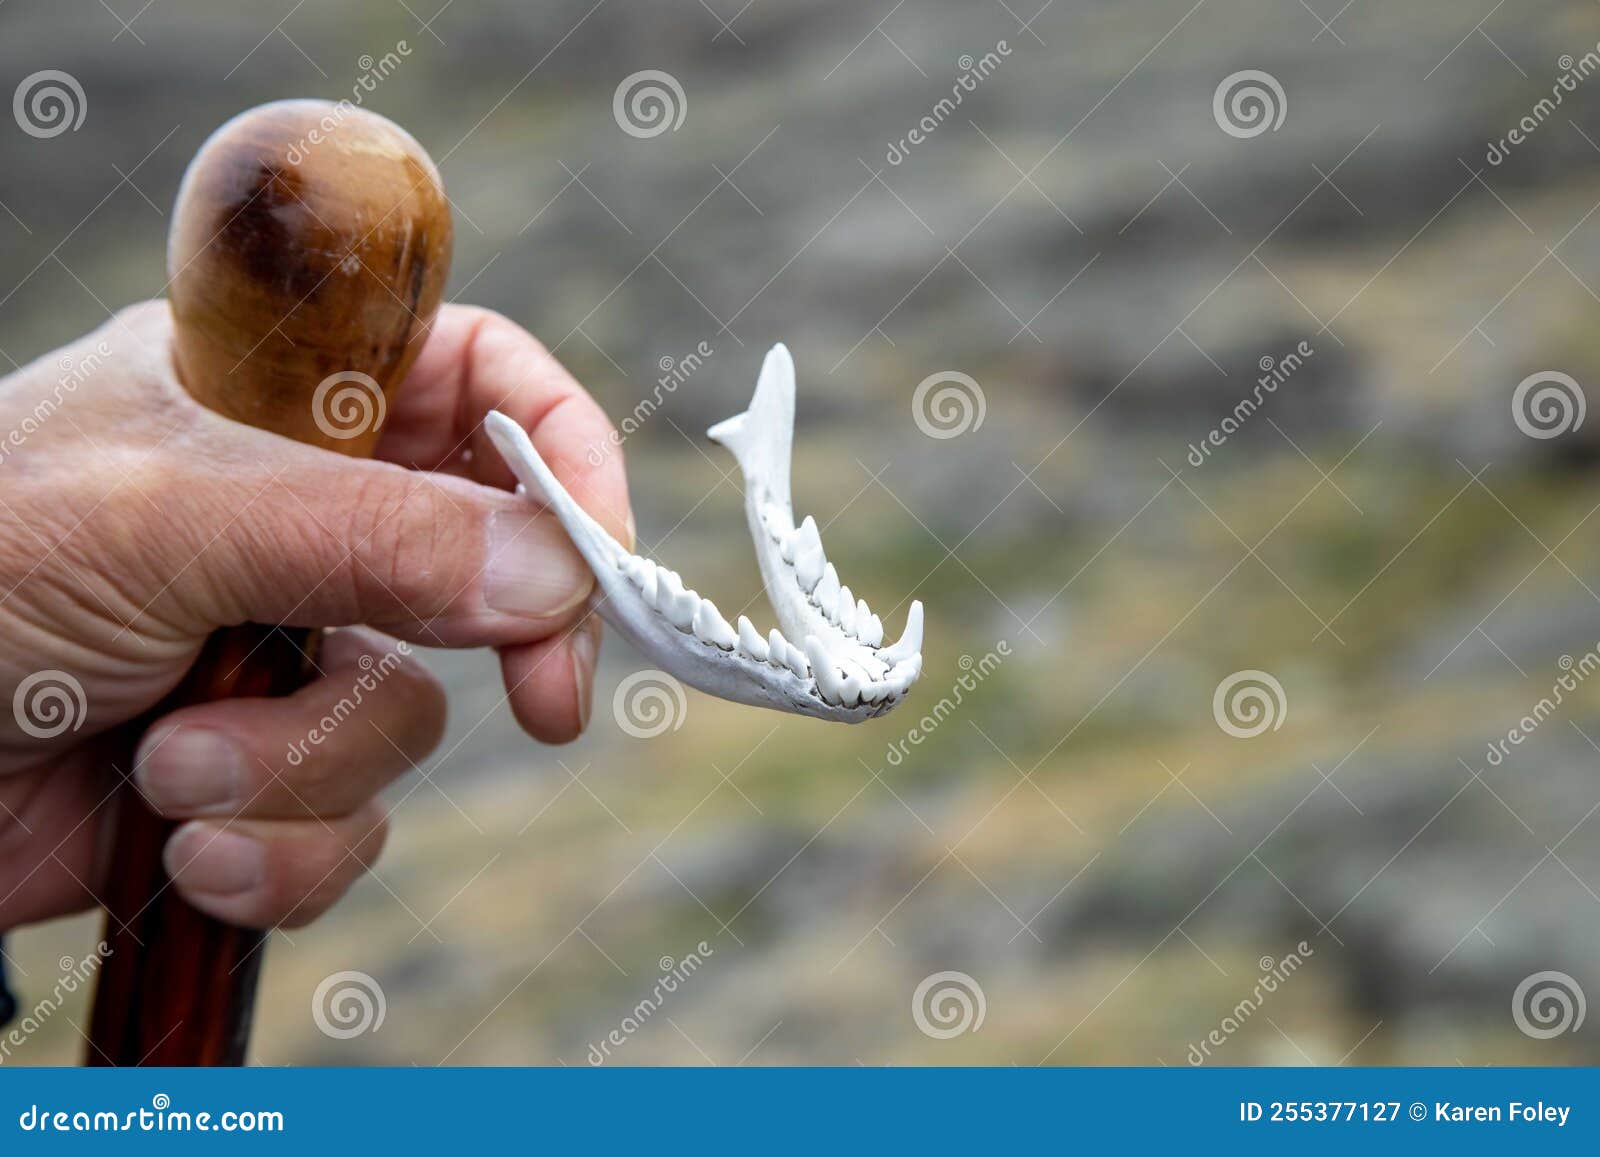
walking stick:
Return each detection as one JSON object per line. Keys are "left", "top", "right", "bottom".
{"left": 86, "top": 100, "right": 452, "bottom": 1065}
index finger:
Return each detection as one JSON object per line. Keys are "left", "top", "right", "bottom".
{"left": 377, "top": 304, "right": 634, "bottom": 548}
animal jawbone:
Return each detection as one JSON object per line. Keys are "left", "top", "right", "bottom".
{"left": 484, "top": 343, "right": 923, "bottom": 723}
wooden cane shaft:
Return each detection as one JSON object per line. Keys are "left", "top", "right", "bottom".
{"left": 87, "top": 100, "right": 451, "bottom": 1066}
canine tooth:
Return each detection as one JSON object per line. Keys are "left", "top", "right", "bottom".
{"left": 815, "top": 564, "right": 841, "bottom": 615}
{"left": 880, "top": 600, "right": 923, "bottom": 663}
{"left": 837, "top": 586, "right": 856, "bottom": 634}
{"left": 693, "top": 601, "right": 736, "bottom": 649}
{"left": 737, "top": 616, "right": 770, "bottom": 661}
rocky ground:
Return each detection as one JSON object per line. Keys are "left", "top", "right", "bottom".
{"left": 3, "top": 0, "right": 1600, "bottom": 1064}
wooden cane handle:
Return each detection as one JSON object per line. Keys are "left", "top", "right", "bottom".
{"left": 87, "top": 101, "right": 452, "bottom": 1065}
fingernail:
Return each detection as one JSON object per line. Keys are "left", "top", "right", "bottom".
{"left": 164, "top": 823, "right": 265, "bottom": 897}
{"left": 136, "top": 726, "right": 243, "bottom": 814}
{"left": 485, "top": 510, "right": 593, "bottom": 619}
{"left": 571, "top": 618, "right": 601, "bottom": 731}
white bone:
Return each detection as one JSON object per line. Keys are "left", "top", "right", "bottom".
{"left": 737, "top": 616, "right": 769, "bottom": 662}
{"left": 484, "top": 343, "right": 924, "bottom": 724}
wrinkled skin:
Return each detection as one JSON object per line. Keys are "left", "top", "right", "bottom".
{"left": 0, "top": 302, "right": 631, "bottom": 931}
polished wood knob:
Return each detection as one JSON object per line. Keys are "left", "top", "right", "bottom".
{"left": 88, "top": 100, "right": 452, "bottom": 1066}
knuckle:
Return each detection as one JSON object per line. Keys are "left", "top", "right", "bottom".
{"left": 349, "top": 472, "right": 461, "bottom": 616}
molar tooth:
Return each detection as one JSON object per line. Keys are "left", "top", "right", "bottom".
{"left": 626, "top": 556, "right": 657, "bottom": 603}
{"left": 737, "top": 616, "right": 770, "bottom": 661}
{"left": 794, "top": 515, "right": 822, "bottom": 559}
{"left": 804, "top": 636, "right": 845, "bottom": 704}
{"left": 814, "top": 563, "right": 841, "bottom": 615}
{"left": 880, "top": 600, "right": 923, "bottom": 663}
{"left": 763, "top": 502, "right": 793, "bottom": 543}
{"left": 656, "top": 571, "right": 698, "bottom": 630}
{"left": 768, "top": 629, "right": 789, "bottom": 667}
{"left": 837, "top": 585, "right": 856, "bottom": 634}
{"left": 794, "top": 543, "right": 825, "bottom": 593}
{"left": 692, "top": 600, "right": 736, "bottom": 650}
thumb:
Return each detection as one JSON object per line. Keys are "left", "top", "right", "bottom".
{"left": 186, "top": 434, "right": 595, "bottom": 648}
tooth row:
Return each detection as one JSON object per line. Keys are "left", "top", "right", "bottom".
{"left": 621, "top": 556, "right": 734, "bottom": 650}
{"left": 767, "top": 511, "right": 886, "bottom": 647}
{"left": 804, "top": 637, "right": 922, "bottom": 708}
{"left": 729, "top": 614, "right": 811, "bottom": 678}
{"left": 619, "top": 548, "right": 921, "bottom": 709}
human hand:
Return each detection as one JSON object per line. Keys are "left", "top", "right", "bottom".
{"left": 0, "top": 301, "right": 631, "bottom": 932}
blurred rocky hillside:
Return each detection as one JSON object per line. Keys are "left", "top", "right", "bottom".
{"left": 4, "top": 0, "right": 1599, "bottom": 1064}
